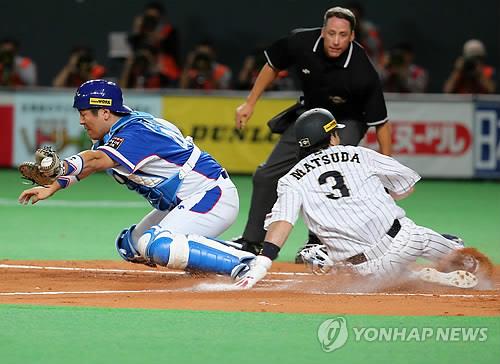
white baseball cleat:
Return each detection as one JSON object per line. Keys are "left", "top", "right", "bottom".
{"left": 418, "top": 268, "right": 478, "bottom": 289}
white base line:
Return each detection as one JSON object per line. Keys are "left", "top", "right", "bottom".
{"left": 0, "top": 288, "right": 498, "bottom": 298}
{"left": 0, "top": 264, "right": 184, "bottom": 276}
{"left": 0, "top": 264, "right": 312, "bottom": 276}
{"left": 0, "top": 264, "right": 498, "bottom": 299}
{"left": 0, "top": 289, "right": 184, "bottom": 296}
{"left": 308, "top": 291, "right": 500, "bottom": 298}
{"left": 0, "top": 198, "right": 145, "bottom": 208}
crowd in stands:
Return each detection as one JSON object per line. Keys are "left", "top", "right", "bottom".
{"left": 0, "top": 38, "right": 37, "bottom": 87}
{"left": 0, "top": 2, "right": 496, "bottom": 94}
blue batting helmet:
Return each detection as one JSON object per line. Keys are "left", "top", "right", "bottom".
{"left": 73, "top": 79, "right": 132, "bottom": 114}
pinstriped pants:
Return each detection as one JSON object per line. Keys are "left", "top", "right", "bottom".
{"left": 352, "top": 217, "right": 464, "bottom": 277}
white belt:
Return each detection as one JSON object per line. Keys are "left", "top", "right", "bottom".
{"left": 179, "top": 138, "right": 201, "bottom": 180}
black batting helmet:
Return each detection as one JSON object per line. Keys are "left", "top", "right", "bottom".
{"left": 295, "top": 108, "right": 345, "bottom": 156}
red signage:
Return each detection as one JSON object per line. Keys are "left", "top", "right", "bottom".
{"left": 0, "top": 105, "right": 14, "bottom": 166}
{"left": 364, "top": 121, "right": 472, "bottom": 155}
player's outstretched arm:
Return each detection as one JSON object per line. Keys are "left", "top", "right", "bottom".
{"left": 19, "top": 182, "right": 61, "bottom": 205}
{"left": 75, "top": 150, "right": 117, "bottom": 179}
{"left": 234, "top": 220, "right": 293, "bottom": 289}
{"left": 18, "top": 150, "right": 117, "bottom": 205}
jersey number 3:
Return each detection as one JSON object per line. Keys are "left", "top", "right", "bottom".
{"left": 318, "top": 171, "right": 350, "bottom": 199}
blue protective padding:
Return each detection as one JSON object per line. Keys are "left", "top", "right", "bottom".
{"left": 145, "top": 234, "right": 247, "bottom": 275}
{"left": 146, "top": 236, "right": 173, "bottom": 266}
{"left": 187, "top": 241, "right": 244, "bottom": 275}
{"left": 115, "top": 225, "right": 140, "bottom": 262}
{"left": 111, "top": 170, "right": 182, "bottom": 211}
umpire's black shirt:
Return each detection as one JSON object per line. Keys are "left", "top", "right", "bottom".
{"left": 265, "top": 28, "right": 388, "bottom": 142}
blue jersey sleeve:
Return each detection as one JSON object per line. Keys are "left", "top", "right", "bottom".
{"left": 98, "top": 122, "right": 189, "bottom": 172}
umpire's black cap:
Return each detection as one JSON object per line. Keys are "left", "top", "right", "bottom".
{"left": 295, "top": 108, "right": 345, "bottom": 151}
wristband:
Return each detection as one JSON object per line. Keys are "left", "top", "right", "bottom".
{"left": 64, "top": 154, "right": 84, "bottom": 176}
{"left": 56, "top": 175, "right": 80, "bottom": 189}
{"left": 261, "top": 241, "right": 281, "bottom": 261}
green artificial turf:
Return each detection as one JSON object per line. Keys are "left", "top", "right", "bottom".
{"left": 1, "top": 169, "right": 498, "bottom": 262}
{"left": 0, "top": 305, "right": 498, "bottom": 364}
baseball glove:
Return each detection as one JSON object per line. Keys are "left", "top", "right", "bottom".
{"left": 19, "top": 146, "right": 63, "bottom": 186}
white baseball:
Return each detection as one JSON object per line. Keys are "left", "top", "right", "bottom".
{"left": 40, "top": 157, "right": 53, "bottom": 169}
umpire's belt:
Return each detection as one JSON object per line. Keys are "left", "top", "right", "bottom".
{"left": 345, "top": 219, "right": 402, "bottom": 265}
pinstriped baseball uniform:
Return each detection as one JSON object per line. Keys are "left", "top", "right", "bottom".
{"left": 264, "top": 144, "right": 463, "bottom": 276}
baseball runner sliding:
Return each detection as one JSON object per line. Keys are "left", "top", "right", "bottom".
{"left": 234, "top": 108, "right": 493, "bottom": 289}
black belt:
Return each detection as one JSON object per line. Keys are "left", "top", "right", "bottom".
{"left": 345, "top": 219, "right": 401, "bottom": 265}
{"left": 345, "top": 253, "right": 368, "bottom": 265}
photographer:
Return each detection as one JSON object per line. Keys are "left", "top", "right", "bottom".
{"left": 0, "top": 38, "right": 37, "bottom": 87}
{"left": 382, "top": 42, "right": 428, "bottom": 93}
{"left": 180, "top": 42, "right": 232, "bottom": 90}
{"left": 237, "top": 46, "right": 296, "bottom": 91}
{"left": 120, "top": 47, "right": 162, "bottom": 89}
{"left": 128, "top": 2, "right": 180, "bottom": 86}
{"left": 347, "top": 2, "right": 385, "bottom": 73}
{"left": 443, "top": 39, "right": 496, "bottom": 94}
{"left": 53, "top": 46, "right": 105, "bottom": 87}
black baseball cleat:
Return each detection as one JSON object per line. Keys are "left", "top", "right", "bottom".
{"left": 294, "top": 234, "right": 322, "bottom": 263}
{"left": 230, "top": 236, "right": 263, "bottom": 255}
{"left": 441, "top": 233, "right": 465, "bottom": 246}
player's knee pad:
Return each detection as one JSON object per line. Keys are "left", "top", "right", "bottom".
{"left": 115, "top": 225, "right": 151, "bottom": 265}
{"left": 138, "top": 226, "right": 255, "bottom": 275}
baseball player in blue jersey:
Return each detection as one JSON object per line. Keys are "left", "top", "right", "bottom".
{"left": 234, "top": 108, "right": 493, "bottom": 289}
{"left": 19, "top": 79, "right": 254, "bottom": 277}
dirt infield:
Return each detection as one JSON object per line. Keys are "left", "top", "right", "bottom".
{"left": 1, "top": 260, "right": 499, "bottom": 316}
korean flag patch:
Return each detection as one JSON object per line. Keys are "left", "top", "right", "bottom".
{"left": 106, "top": 136, "right": 124, "bottom": 150}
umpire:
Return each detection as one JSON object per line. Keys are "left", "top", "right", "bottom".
{"left": 234, "top": 6, "right": 392, "bottom": 257}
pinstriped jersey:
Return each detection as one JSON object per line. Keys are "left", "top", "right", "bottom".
{"left": 264, "top": 145, "right": 421, "bottom": 260}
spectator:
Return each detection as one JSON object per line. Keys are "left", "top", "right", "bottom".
{"left": 443, "top": 39, "right": 496, "bottom": 94}
{"left": 347, "top": 2, "right": 385, "bottom": 72}
{"left": 53, "top": 46, "right": 106, "bottom": 87}
{"left": 128, "top": 1, "right": 180, "bottom": 86}
{"left": 382, "top": 42, "right": 428, "bottom": 93}
{"left": 180, "top": 42, "right": 232, "bottom": 90}
{"left": 0, "top": 38, "right": 37, "bottom": 86}
{"left": 120, "top": 46, "right": 162, "bottom": 89}
{"left": 237, "top": 46, "right": 296, "bottom": 91}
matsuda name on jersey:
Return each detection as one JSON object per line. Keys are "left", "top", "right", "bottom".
{"left": 291, "top": 151, "right": 360, "bottom": 180}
